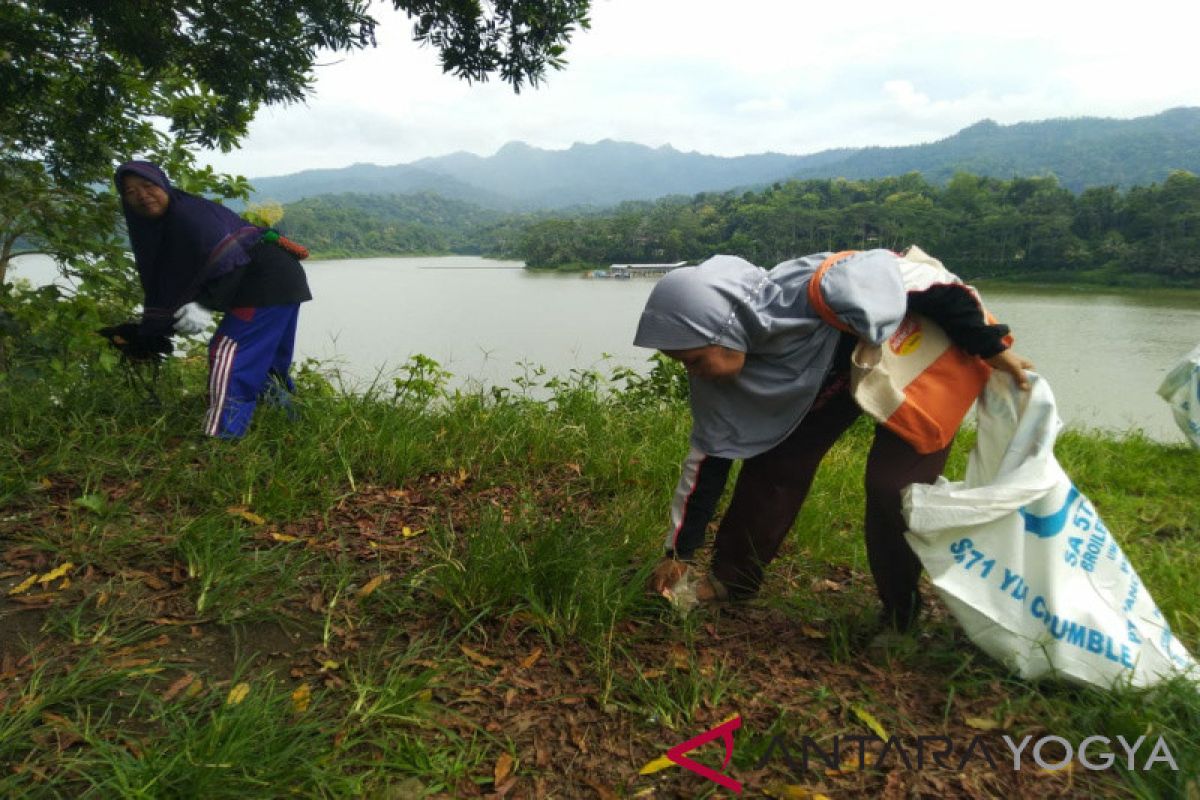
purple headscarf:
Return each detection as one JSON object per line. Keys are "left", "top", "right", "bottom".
{"left": 115, "top": 161, "right": 262, "bottom": 335}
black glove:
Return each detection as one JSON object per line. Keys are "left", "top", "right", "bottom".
{"left": 97, "top": 323, "right": 173, "bottom": 363}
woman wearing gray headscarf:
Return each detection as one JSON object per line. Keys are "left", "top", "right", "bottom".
{"left": 635, "top": 249, "right": 1031, "bottom": 633}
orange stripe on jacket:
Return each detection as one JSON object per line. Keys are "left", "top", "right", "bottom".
{"left": 806, "top": 251, "right": 860, "bottom": 333}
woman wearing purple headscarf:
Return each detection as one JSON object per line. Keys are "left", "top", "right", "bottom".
{"left": 116, "top": 161, "right": 312, "bottom": 438}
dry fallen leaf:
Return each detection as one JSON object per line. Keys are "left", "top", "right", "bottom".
{"left": 582, "top": 778, "right": 619, "bottom": 800}
{"left": 106, "top": 656, "right": 155, "bottom": 670}
{"left": 7, "top": 574, "right": 38, "bottom": 596}
{"left": 519, "top": 647, "right": 543, "bottom": 670}
{"left": 455, "top": 689, "right": 485, "bottom": 704}
{"left": 1038, "top": 761, "right": 1075, "bottom": 777}
{"left": 8, "top": 594, "right": 57, "bottom": 607}
{"left": 825, "top": 750, "right": 878, "bottom": 776}
{"left": 37, "top": 563, "right": 74, "bottom": 586}
{"left": 357, "top": 574, "right": 387, "bottom": 598}
{"left": 851, "top": 704, "right": 889, "bottom": 741}
{"left": 225, "top": 682, "right": 250, "bottom": 706}
{"left": 494, "top": 752, "right": 514, "bottom": 784}
{"left": 129, "top": 666, "right": 164, "bottom": 677}
{"left": 110, "top": 634, "right": 170, "bottom": 659}
{"left": 183, "top": 678, "right": 205, "bottom": 699}
{"left": 291, "top": 683, "right": 312, "bottom": 713}
{"left": 669, "top": 642, "right": 690, "bottom": 670}
{"left": 763, "top": 784, "right": 831, "bottom": 799}
{"left": 799, "top": 624, "right": 826, "bottom": 639}
{"left": 965, "top": 716, "right": 1001, "bottom": 731}
{"left": 460, "top": 645, "right": 497, "bottom": 668}
{"left": 226, "top": 506, "right": 266, "bottom": 525}
{"left": 161, "top": 673, "right": 196, "bottom": 703}
{"left": 270, "top": 532, "right": 300, "bottom": 543}
{"left": 638, "top": 755, "right": 677, "bottom": 775}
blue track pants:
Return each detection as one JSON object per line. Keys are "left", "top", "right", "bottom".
{"left": 204, "top": 304, "right": 300, "bottom": 438}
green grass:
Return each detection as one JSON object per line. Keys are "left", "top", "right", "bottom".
{"left": 0, "top": 355, "right": 1197, "bottom": 798}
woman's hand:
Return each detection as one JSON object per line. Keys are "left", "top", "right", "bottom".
{"left": 986, "top": 349, "right": 1034, "bottom": 390}
{"left": 649, "top": 557, "right": 689, "bottom": 595}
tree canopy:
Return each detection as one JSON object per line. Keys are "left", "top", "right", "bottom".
{"left": 0, "top": 0, "right": 590, "bottom": 373}
{"left": 0, "top": 0, "right": 592, "bottom": 282}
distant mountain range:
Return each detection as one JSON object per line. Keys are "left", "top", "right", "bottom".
{"left": 248, "top": 107, "right": 1200, "bottom": 210}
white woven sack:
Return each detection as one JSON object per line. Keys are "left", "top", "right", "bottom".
{"left": 903, "top": 372, "right": 1197, "bottom": 687}
{"left": 1157, "top": 343, "right": 1200, "bottom": 448}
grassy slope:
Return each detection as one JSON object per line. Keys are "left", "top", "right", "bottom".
{"left": 0, "top": 357, "right": 1196, "bottom": 798}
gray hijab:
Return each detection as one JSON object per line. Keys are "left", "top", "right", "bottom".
{"left": 633, "top": 251, "right": 907, "bottom": 458}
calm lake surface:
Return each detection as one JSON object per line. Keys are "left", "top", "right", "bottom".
{"left": 11, "top": 254, "right": 1200, "bottom": 442}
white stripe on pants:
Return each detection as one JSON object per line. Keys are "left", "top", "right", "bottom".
{"left": 204, "top": 335, "right": 238, "bottom": 436}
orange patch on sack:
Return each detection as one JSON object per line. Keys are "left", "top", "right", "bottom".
{"left": 888, "top": 317, "right": 923, "bottom": 356}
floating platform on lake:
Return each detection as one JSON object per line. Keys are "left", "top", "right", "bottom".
{"left": 587, "top": 261, "right": 688, "bottom": 279}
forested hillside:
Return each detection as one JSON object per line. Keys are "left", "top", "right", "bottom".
{"left": 791, "top": 107, "right": 1200, "bottom": 191}
{"left": 277, "top": 192, "right": 517, "bottom": 257}
{"left": 282, "top": 170, "right": 1200, "bottom": 286}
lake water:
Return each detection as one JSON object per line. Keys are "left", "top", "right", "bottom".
{"left": 10, "top": 254, "right": 1200, "bottom": 442}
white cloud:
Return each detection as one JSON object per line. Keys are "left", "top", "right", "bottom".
{"left": 199, "top": 0, "right": 1200, "bottom": 178}
{"left": 882, "top": 80, "right": 931, "bottom": 112}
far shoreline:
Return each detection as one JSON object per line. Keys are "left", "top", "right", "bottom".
{"left": 302, "top": 250, "right": 1200, "bottom": 294}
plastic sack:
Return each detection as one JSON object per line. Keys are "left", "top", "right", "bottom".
{"left": 663, "top": 567, "right": 701, "bottom": 615}
{"left": 1157, "top": 343, "right": 1200, "bottom": 448}
{"left": 903, "top": 372, "right": 1197, "bottom": 687}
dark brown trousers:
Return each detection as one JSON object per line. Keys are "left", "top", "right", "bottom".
{"left": 710, "top": 380, "right": 952, "bottom": 630}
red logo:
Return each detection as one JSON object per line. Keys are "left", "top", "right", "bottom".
{"left": 666, "top": 715, "right": 743, "bottom": 794}
{"left": 888, "top": 316, "right": 922, "bottom": 355}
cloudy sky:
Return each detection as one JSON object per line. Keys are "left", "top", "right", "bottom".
{"left": 200, "top": 0, "right": 1199, "bottom": 179}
